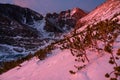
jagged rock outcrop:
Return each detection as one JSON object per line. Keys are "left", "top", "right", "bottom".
{"left": 71, "top": 8, "right": 87, "bottom": 21}
{"left": 0, "top": 4, "right": 87, "bottom": 62}
{"left": 44, "top": 8, "right": 86, "bottom": 33}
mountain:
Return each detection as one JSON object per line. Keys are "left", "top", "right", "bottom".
{"left": 71, "top": 8, "right": 87, "bottom": 21}
{"left": 76, "top": 0, "right": 120, "bottom": 28}
{"left": 0, "top": 4, "right": 43, "bottom": 25}
{"left": 0, "top": 0, "right": 120, "bottom": 80}
{"left": 0, "top": 4, "right": 45, "bottom": 62}
{"left": 44, "top": 8, "right": 87, "bottom": 33}
{"left": 0, "top": 4, "right": 86, "bottom": 62}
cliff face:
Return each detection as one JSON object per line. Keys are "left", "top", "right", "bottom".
{"left": 0, "top": 4, "right": 43, "bottom": 25}
{"left": 0, "top": 4, "right": 45, "bottom": 62}
{"left": 44, "top": 8, "right": 87, "bottom": 33}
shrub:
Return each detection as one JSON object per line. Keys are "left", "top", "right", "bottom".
{"left": 60, "top": 16, "right": 120, "bottom": 79}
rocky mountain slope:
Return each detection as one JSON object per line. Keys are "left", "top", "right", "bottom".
{"left": 0, "top": 3, "right": 86, "bottom": 62}
{"left": 44, "top": 8, "right": 86, "bottom": 33}
{"left": 76, "top": 0, "right": 120, "bottom": 28}
{"left": 0, "top": 0, "right": 120, "bottom": 80}
{"left": 0, "top": 4, "right": 44, "bottom": 62}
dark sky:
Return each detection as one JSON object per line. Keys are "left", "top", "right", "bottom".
{"left": 0, "top": 0, "right": 106, "bottom": 14}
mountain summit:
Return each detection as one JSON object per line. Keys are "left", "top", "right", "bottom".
{"left": 71, "top": 8, "right": 87, "bottom": 21}
{"left": 76, "top": 0, "right": 120, "bottom": 28}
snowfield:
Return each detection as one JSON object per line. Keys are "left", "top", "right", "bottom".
{"left": 0, "top": 35, "right": 120, "bottom": 80}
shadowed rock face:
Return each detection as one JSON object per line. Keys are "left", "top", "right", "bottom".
{"left": 0, "top": 4, "right": 87, "bottom": 48}
{"left": 0, "top": 14, "right": 44, "bottom": 52}
{"left": 0, "top": 4, "right": 87, "bottom": 62}
{"left": 44, "top": 8, "right": 87, "bottom": 33}
{"left": 0, "top": 15, "right": 39, "bottom": 38}
{"left": 0, "top": 3, "right": 44, "bottom": 39}
{"left": 0, "top": 4, "right": 43, "bottom": 25}
{"left": 0, "top": 4, "right": 44, "bottom": 53}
